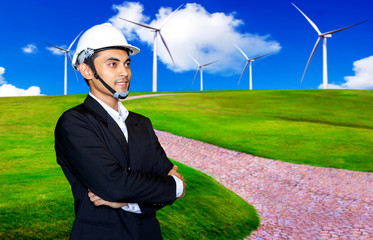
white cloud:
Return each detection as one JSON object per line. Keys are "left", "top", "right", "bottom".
{"left": 22, "top": 44, "right": 38, "bottom": 54}
{"left": 47, "top": 45, "right": 66, "bottom": 55}
{"left": 319, "top": 56, "right": 373, "bottom": 90}
{"left": 0, "top": 67, "right": 6, "bottom": 84}
{"left": 342, "top": 56, "right": 373, "bottom": 89}
{"left": 109, "top": 2, "right": 281, "bottom": 74}
{"left": 318, "top": 83, "right": 343, "bottom": 89}
{"left": 0, "top": 66, "right": 42, "bottom": 97}
{"left": 109, "top": 2, "right": 149, "bottom": 41}
{"left": 0, "top": 84, "right": 42, "bottom": 97}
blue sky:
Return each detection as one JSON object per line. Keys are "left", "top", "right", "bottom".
{"left": 0, "top": 0, "right": 372, "bottom": 96}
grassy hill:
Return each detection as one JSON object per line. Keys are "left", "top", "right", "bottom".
{"left": 123, "top": 89, "right": 373, "bottom": 172}
{"left": 1, "top": 89, "right": 372, "bottom": 239}
{"left": 0, "top": 94, "right": 259, "bottom": 239}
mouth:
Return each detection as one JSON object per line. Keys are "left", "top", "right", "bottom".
{"left": 116, "top": 82, "right": 127, "bottom": 86}
{"left": 115, "top": 80, "right": 129, "bottom": 89}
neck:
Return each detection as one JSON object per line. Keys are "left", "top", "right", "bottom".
{"left": 90, "top": 90, "right": 119, "bottom": 112}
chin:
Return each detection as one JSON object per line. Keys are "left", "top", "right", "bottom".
{"left": 118, "top": 88, "right": 129, "bottom": 92}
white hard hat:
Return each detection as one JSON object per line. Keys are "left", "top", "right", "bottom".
{"left": 72, "top": 23, "right": 140, "bottom": 70}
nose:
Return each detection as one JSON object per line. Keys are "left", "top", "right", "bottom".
{"left": 119, "top": 64, "right": 129, "bottom": 77}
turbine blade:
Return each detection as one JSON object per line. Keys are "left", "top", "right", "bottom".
{"left": 192, "top": 68, "right": 200, "bottom": 85}
{"left": 158, "top": 32, "right": 175, "bottom": 66}
{"left": 44, "top": 41, "right": 67, "bottom": 52}
{"left": 234, "top": 44, "right": 249, "bottom": 60}
{"left": 67, "top": 52, "right": 73, "bottom": 63}
{"left": 68, "top": 31, "right": 83, "bottom": 51}
{"left": 252, "top": 52, "right": 274, "bottom": 60}
{"left": 190, "top": 55, "right": 200, "bottom": 66}
{"left": 68, "top": 53, "right": 80, "bottom": 82}
{"left": 202, "top": 60, "right": 219, "bottom": 67}
{"left": 291, "top": 3, "right": 322, "bottom": 35}
{"left": 322, "top": 20, "right": 368, "bottom": 36}
{"left": 159, "top": 4, "right": 184, "bottom": 29}
{"left": 301, "top": 37, "right": 321, "bottom": 83}
{"left": 238, "top": 61, "right": 249, "bottom": 85}
{"left": 119, "top": 18, "right": 158, "bottom": 31}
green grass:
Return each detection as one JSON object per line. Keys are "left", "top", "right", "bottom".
{"left": 0, "top": 94, "right": 259, "bottom": 239}
{"left": 159, "top": 160, "right": 258, "bottom": 240}
{"left": 123, "top": 89, "right": 373, "bottom": 172}
{"left": 1, "top": 89, "right": 372, "bottom": 239}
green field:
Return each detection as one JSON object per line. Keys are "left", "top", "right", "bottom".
{"left": 0, "top": 93, "right": 259, "bottom": 239}
{"left": 1, "top": 89, "right": 372, "bottom": 239}
{"left": 123, "top": 90, "right": 373, "bottom": 172}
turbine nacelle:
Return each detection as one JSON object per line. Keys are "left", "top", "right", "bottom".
{"left": 119, "top": 4, "right": 184, "bottom": 92}
{"left": 45, "top": 31, "right": 82, "bottom": 95}
{"left": 190, "top": 55, "right": 218, "bottom": 91}
{"left": 292, "top": 3, "right": 367, "bottom": 88}
{"left": 235, "top": 44, "right": 273, "bottom": 89}
{"left": 321, "top": 34, "right": 332, "bottom": 38}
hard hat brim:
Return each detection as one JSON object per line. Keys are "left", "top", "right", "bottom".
{"left": 126, "top": 45, "right": 140, "bottom": 56}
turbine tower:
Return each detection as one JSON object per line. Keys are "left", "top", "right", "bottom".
{"left": 292, "top": 3, "right": 367, "bottom": 89}
{"left": 191, "top": 56, "right": 218, "bottom": 91}
{"left": 235, "top": 44, "right": 273, "bottom": 90}
{"left": 120, "top": 4, "right": 183, "bottom": 92}
{"left": 45, "top": 32, "right": 81, "bottom": 95}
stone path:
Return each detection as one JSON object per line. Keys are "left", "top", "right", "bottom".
{"left": 126, "top": 93, "right": 177, "bottom": 100}
{"left": 155, "top": 129, "right": 373, "bottom": 239}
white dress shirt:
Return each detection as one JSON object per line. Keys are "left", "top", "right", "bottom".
{"left": 89, "top": 93, "right": 183, "bottom": 214}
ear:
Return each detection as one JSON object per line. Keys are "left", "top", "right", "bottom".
{"left": 79, "top": 63, "right": 94, "bottom": 80}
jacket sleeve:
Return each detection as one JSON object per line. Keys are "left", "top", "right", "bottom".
{"left": 137, "top": 116, "right": 177, "bottom": 215}
{"left": 144, "top": 116, "right": 174, "bottom": 175}
{"left": 55, "top": 109, "right": 176, "bottom": 204}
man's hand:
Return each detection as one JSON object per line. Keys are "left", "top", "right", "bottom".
{"left": 88, "top": 190, "right": 128, "bottom": 208}
{"left": 168, "top": 165, "right": 186, "bottom": 200}
{"left": 168, "top": 165, "right": 183, "bottom": 180}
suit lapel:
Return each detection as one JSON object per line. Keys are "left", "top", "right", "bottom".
{"left": 83, "top": 95, "right": 129, "bottom": 157}
{"left": 125, "top": 113, "right": 141, "bottom": 168}
{"left": 125, "top": 113, "right": 138, "bottom": 147}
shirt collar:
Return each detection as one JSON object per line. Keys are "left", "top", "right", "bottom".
{"left": 89, "top": 92, "right": 129, "bottom": 121}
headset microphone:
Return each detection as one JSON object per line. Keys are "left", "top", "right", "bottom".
{"left": 113, "top": 91, "right": 129, "bottom": 99}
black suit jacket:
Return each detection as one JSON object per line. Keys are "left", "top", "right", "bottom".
{"left": 55, "top": 95, "right": 176, "bottom": 240}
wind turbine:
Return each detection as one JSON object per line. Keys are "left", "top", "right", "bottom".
{"left": 235, "top": 44, "right": 273, "bottom": 90}
{"left": 292, "top": 3, "right": 367, "bottom": 89}
{"left": 45, "top": 32, "right": 81, "bottom": 95}
{"left": 120, "top": 4, "right": 184, "bottom": 92}
{"left": 191, "top": 56, "right": 218, "bottom": 91}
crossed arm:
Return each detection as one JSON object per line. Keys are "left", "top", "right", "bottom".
{"left": 56, "top": 109, "right": 186, "bottom": 210}
{"left": 88, "top": 165, "right": 186, "bottom": 208}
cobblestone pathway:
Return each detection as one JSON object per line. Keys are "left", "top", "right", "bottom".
{"left": 126, "top": 93, "right": 176, "bottom": 100}
{"left": 155, "top": 129, "right": 373, "bottom": 240}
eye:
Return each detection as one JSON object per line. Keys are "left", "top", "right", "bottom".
{"left": 125, "top": 61, "right": 131, "bottom": 67}
{"left": 108, "top": 62, "right": 117, "bottom": 67}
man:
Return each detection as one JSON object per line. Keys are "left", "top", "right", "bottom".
{"left": 54, "top": 23, "right": 185, "bottom": 240}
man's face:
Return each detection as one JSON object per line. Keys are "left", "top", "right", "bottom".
{"left": 92, "top": 49, "right": 132, "bottom": 95}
